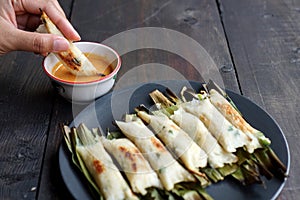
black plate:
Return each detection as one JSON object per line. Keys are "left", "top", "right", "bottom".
{"left": 59, "top": 80, "right": 290, "bottom": 200}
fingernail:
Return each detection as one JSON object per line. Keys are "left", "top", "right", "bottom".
{"left": 66, "top": 22, "right": 81, "bottom": 40}
{"left": 53, "top": 37, "right": 69, "bottom": 52}
{"left": 71, "top": 27, "right": 81, "bottom": 40}
{"left": 73, "top": 29, "right": 81, "bottom": 40}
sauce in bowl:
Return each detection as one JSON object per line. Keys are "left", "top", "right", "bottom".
{"left": 52, "top": 53, "right": 114, "bottom": 83}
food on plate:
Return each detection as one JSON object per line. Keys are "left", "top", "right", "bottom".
{"left": 150, "top": 83, "right": 286, "bottom": 185}
{"left": 63, "top": 124, "right": 138, "bottom": 200}
{"left": 61, "top": 80, "right": 287, "bottom": 199}
{"left": 38, "top": 10, "right": 102, "bottom": 76}
{"left": 208, "top": 88, "right": 271, "bottom": 147}
{"left": 181, "top": 98, "right": 251, "bottom": 153}
{"left": 63, "top": 120, "right": 213, "bottom": 199}
{"left": 100, "top": 136, "right": 163, "bottom": 195}
{"left": 136, "top": 111, "right": 208, "bottom": 175}
{"left": 204, "top": 81, "right": 287, "bottom": 180}
{"left": 170, "top": 107, "right": 238, "bottom": 169}
{"left": 116, "top": 115, "right": 200, "bottom": 190}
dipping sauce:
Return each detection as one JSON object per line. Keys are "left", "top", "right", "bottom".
{"left": 52, "top": 53, "right": 114, "bottom": 83}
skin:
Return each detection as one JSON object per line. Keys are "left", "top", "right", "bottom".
{"left": 0, "top": 0, "right": 81, "bottom": 55}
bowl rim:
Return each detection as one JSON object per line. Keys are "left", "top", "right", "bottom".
{"left": 42, "top": 42, "right": 121, "bottom": 86}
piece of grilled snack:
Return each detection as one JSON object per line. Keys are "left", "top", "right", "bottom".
{"left": 38, "top": 10, "right": 102, "bottom": 76}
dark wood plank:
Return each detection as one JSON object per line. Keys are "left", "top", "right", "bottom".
{"left": 70, "top": 0, "right": 240, "bottom": 92}
{"left": 0, "top": 51, "right": 54, "bottom": 199}
{"left": 219, "top": 0, "right": 300, "bottom": 199}
{"left": 37, "top": 94, "right": 94, "bottom": 200}
{"left": 36, "top": 96, "right": 75, "bottom": 200}
{"left": 0, "top": 1, "right": 75, "bottom": 197}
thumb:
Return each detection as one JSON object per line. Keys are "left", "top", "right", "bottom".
{"left": 13, "top": 30, "right": 69, "bottom": 54}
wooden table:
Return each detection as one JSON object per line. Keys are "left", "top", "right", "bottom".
{"left": 0, "top": 0, "right": 299, "bottom": 199}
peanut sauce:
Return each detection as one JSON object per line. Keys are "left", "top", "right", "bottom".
{"left": 52, "top": 53, "right": 114, "bottom": 82}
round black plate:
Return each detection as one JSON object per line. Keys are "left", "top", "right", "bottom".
{"left": 59, "top": 80, "right": 290, "bottom": 200}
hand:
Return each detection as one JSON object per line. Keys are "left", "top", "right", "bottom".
{"left": 0, "top": 0, "right": 81, "bottom": 55}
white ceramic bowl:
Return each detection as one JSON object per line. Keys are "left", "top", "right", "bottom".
{"left": 43, "top": 42, "right": 121, "bottom": 104}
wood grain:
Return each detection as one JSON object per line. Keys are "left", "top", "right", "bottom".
{"left": 36, "top": 96, "right": 75, "bottom": 200}
{"left": 70, "top": 0, "right": 240, "bottom": 92}
{"left": 0, "top": 51, "right": 53, "bottom": 199}
{"left": 219, "top": 0, "right": 300, "bottom": 199}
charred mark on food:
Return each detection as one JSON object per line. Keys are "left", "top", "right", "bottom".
{"left": 93, "top": 160, "right": 105, "bottom": 174}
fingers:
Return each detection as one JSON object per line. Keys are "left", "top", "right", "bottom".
{"left": 21, "top": 0, "right": 81, "bottom": 41}
{"left": 26, "top": 15, "right": 41, "bottom": 31}
{"left": 44, "top": 6, "right": 81, "bottom": 41}
{"left": 16, "top": 14, "right": 41, "bottom": 31}
{"left": 12, "top": 29, "right": 70, "bottom": 54}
